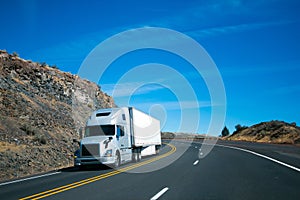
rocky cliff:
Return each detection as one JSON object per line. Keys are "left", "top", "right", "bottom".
{"left": 0, "top": 50, "right": 115, "bottom": 181}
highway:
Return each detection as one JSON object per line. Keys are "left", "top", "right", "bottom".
{"left": 1, "top": 140, "right": 300, "bottom": 200}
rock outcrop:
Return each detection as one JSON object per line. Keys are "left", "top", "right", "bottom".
{"left": 226, "top": 120, "right": 300, "bottom": 144}
{"left": 0, "top": 50, "right": 115, "bottom": 181}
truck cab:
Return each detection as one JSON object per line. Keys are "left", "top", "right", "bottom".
{"left": 74, "top": 108, "right": 132, "bottom": 168}
{"left": 74, "top": 107, "right": 161, "bottom": 168}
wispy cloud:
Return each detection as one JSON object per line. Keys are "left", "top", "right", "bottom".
{"left": 27, "top": 26, "right": 131, "bottom": 70}
{"left": 26, "top": 0, "right": 298, "bottom": 74}
{"left": 132, "top": 100, "right": 214, "bottom": 111}
{"left": 221, "top": 61, "right": 300, "bottom": 77}
{"left": 152, "top": 1, "right": 298, "bottom": 38}
{"left": 267, "top": 84, "right": 300, "bottom": 96}
{"left": 163, "top": 100, "right": 212, "bottom": 110}
{"left": 101, "top": 82, "right": 165, "bottom": 97}
{"left": 185, "top": 20, "right": 294, "bottom": 38}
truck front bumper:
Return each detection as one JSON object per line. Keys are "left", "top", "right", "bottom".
{"left": 74, "top": 156, "right": 115, "bottom": 166}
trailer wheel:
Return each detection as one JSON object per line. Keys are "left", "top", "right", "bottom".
{"left": 132, "top": 149, "right": 141, "bottom": 162}
{"left": 132, "top": 152, "right": 139, "bottom": 162}
{"left": 137, "top": 151, "right": 142, "bottom": 161}
{"left": 155, "top": 148, "right": 160, "bottom": 154}
{"left": 155, "top": 145, "right": 161, "bottom": 154}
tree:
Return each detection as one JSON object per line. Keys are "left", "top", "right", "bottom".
{"left": 221, "top": 126, "right": 230, "bottom": 137}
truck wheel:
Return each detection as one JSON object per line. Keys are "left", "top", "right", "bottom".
{"left": 78, "top": 165, "right": 86, "bottom": 170}
{"left": 114, "top": 153, "right": 120, "bottom": 168}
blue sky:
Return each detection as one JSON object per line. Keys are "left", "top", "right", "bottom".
{"left": 1, "top": 0, "right": 300, "bottom": 135}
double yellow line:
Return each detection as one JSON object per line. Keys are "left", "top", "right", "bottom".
{"left": 20, "top": 143, "right": 176, "bottom": 200}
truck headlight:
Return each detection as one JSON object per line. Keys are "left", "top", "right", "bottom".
{"left": 104, "top": 149, "right": 113, "bottom": 157}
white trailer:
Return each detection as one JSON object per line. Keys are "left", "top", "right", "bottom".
{"left": 74, "top": 107, "right": 161, "bottom": 168}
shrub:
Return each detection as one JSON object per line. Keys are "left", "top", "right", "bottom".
{"left": 12, "top": 52, "right": 19, "bottom": 57}
{"left": 50, "top": 65, "right": 58, "bottom": 69}
{"left": 40, "top": 62, "right": 47, "bottom": 67}
{"left": 21, "top": 124, "right": 37, "bottom": 136}
{"left": 34, "top": 134, "right": 47, "bottom": 144}
{"left": 235, "top": 124, "right": 248, "bottom": 132}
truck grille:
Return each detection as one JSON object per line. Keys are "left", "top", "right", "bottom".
{"left": 81, "top": 144, "right": 100, "bottom": 157}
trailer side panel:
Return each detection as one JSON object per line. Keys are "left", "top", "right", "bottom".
{"left": 130, "top": 107, "right": 161, "bottom": 147}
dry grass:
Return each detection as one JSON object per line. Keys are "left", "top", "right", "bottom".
{"left": 12, "top": 77, "right": 25, "bottom": 85}
{"left": 0, "top": 141, "right": 26, "bottom": 152}
{"left": 227, "top": 127, "right": 300, "bottom": 144}
{"left": 19, "top": 92, "right": 39, "bottom": 108}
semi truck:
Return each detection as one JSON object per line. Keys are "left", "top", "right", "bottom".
{"left": 74, "top": 107, "right": 161, "bottom": 168}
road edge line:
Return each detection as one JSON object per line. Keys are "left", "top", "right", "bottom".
{"left": 0, "top": 172, "right": 61, "bottom": 187}
{"left": 215, "top": 144, "right": 300, "bottom": 172}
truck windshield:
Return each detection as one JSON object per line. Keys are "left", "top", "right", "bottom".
{"left": 85, "top": 125, "right": 115, "bottom": 137}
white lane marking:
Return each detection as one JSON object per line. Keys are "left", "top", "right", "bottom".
{"left": 198, "top": 148, "right": 203, "bottom": 157}
{"left": 0, "top": 171, "right": 61, "bottom": 186}
{"left": 150, "top": 187, "right": 169, "bottom": 200}
{"left": 193, "top": 160, "right": 199, "bottom": 165}
{"left": 215, "top": 144, "right": 300, "bottom": 172}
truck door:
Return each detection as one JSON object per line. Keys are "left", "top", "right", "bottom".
{"left": 116, "top": 125, "right": 130, "bottom": 162}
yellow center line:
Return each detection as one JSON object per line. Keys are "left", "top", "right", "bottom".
{"left": 19, "top": 143, "right": 176, "bottom": 200}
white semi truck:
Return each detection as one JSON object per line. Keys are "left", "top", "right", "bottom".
{"left": 74, "top": 107, "right": 161, "bottom": 168}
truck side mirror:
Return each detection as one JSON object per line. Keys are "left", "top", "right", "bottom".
{"left": 79, "top": 127, "right": 84, "bottom": 139}
{"left": 73, "top": 138, "right": 80, "bottom": 145}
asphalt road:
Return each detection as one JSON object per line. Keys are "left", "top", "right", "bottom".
{"left": 1, "top": 140, "right": 300, "bottom": 200}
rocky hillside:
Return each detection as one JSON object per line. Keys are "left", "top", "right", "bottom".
{"left": 226, "top": 120, "right": 300, "bottom": 144}
{"left": 0, "top": 50, "right": 115, "bottom": 181}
